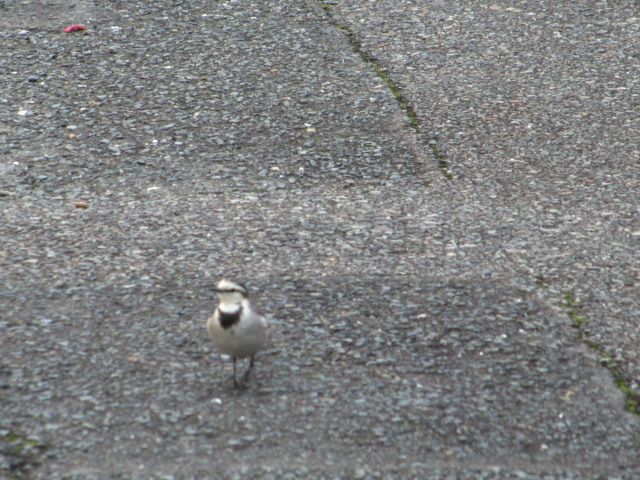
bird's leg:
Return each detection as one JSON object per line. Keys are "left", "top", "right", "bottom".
{"left": 232, "top": 357, "right": 240, "bottom": 388}
{"left": 242, "top": 355, "right": 255, "bottom": 383}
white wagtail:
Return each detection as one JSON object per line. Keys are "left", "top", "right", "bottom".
{"left": 207, "top": 279, "right": 267, "bottom": 387}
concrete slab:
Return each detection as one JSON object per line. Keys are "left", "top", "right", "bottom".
{"left": 1, "top": 0, "right": 639, "bottom": 477}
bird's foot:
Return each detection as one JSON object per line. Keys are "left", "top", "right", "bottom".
{"left": 232, "top": 375, "right": 249, "bottom": 389}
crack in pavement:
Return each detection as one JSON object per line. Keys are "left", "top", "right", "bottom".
{"left": 317, "top": 0, "right": 454, "bottom": 180}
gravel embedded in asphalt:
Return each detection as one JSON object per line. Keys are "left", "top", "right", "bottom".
{"left": 1, "top": 0, "right": 639, "bottom": 478}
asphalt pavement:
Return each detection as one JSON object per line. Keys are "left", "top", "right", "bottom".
{"left": 1, "top": 0, "right": 639, "bottom": 478}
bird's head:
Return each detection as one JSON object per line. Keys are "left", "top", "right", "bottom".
{"left": 214, "top": 279, "right": 249, "bottom": 305}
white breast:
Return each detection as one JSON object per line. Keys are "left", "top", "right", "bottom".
{"left": 207, "top": 301, "right": 267, "bottom": 358}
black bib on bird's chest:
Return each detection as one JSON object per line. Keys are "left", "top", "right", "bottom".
{"left": 219, "top": 306, "right": 242, "bottom": 329}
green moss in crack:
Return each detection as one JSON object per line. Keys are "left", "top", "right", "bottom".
{"left": 371, "top": 64, "right": 420, "bottom": 132}
{"left": 1, "top": 429, "right": 46, "bottom": 476}
{"left": 318, "top": 2, "right": 453, "bottom": 180}
{"left": 534, "top": 274, "right": 549, "bottom": 289}
{"left": 571, "top": 312, "right": 588, "bottom": 329}
{"left": 562, "top": 291, "right": 577, "bottom": 307}
{"left": 563, "top": 291, "right": 588, "bottom": 335}
{"left": 560, "top": 291, "right": 640, "bottom": 416}
{"left": 428, "top": 140, "right": 454, "bottom": 180}
{"left": 318, "top": 1, "right": 335, "bottom": 13}
{"left": 600, "top": 352, "right": 640, "bottom": 415}
{"left": 351, "top": 36, "right": 454, "bottom": 180}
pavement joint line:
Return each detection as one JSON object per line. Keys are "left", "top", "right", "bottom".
{"left": 317, "top": 1, "right": 453, "bottom": 180}
{"left": 319, "top": 1, "right": 639, "bottom": 415}
{"left": 561, "top": 291, "right": 640, "bottom": 416}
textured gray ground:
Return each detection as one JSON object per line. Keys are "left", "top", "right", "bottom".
{"left": 1, "top": 0, "right": 639, "bottom": 478}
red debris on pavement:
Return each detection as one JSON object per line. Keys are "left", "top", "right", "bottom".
{"left": 63, "top": 24, "right": 86, "bottom": 33}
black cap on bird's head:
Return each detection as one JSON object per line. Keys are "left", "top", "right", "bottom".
{"left": 214, "top": 279, "right": 249, "bottom": 299}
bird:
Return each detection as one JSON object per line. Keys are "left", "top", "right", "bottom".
{"left": 207, "top": 279, "right": 267, "bottom": 387}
